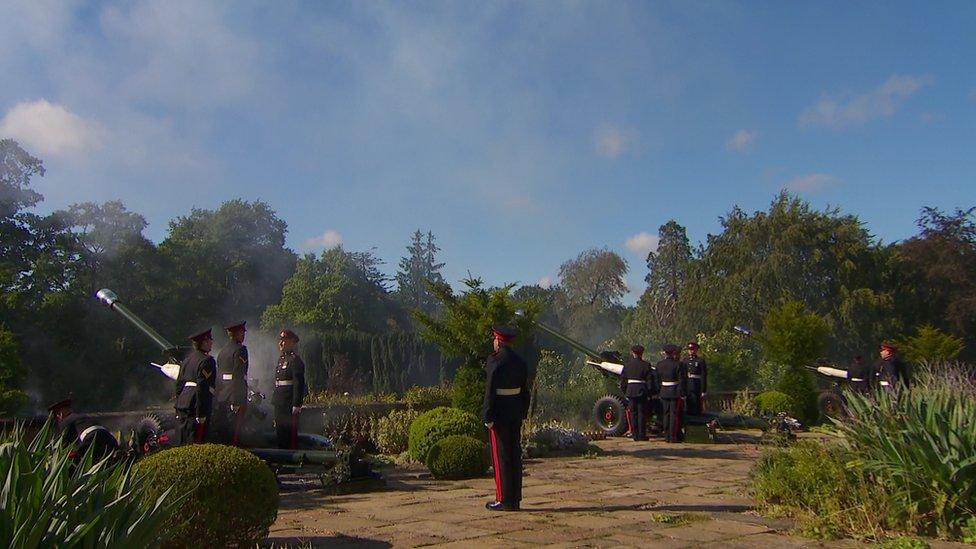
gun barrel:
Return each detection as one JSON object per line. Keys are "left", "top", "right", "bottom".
{"left": 532, "top": 320, "right": 605, "bottom": 362}
{"left": 96, "top": 288, "right": 176, "bottom": 352}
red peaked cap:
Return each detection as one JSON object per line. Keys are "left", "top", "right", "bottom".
{"left": 48, "top": 398, "right": 72, "bottom": 413}
{"left": 188, "top": 328, "right": 213, "bottom": 342}
{"left": 224, "top": 321, "right": 246, "bottom": 332}
{"left": 880, "top": 342, "right": 897, "bottom": 352}
{"left": 492, "top": 325, "right": 516, "bottom": 343}
{"left": 280, "top": 329, "right": 300, "bottom": 342}
{"left": 687, "top": 342, "right": 700, "bottom": 350}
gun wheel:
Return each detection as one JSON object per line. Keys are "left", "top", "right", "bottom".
{"left": 817, "top": 391, "right": 845, "bottom": 418}
{"left": 593, "top": 395, "right": 628, "bottom": 437}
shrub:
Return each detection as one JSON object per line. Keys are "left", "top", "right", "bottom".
{"left": 754, "top": 390, "right": 792, "bottom": 415}
{"left": 403, "top": 384, "right": 452, "bottom": 408}
{"left": 523, "top": 421, "right": 590, "bottom": 458}
{"left": 776, "top": 367, "right": 818, "bottom": 423}
{"left": 0, "top": 420, "right": 176, "bottom": 548}
{"left": 895, "top": 324, "right": 965, "bottom": 363}
{"left": 135, "top": 444, "right": 279, "bottom": 548}
{"left": 408, "top": 406, "right": 485, "bottom": 462}
{"left": 451, "top": 364, "right": 485, "bottom": 417}
{"left": 532, "top": 361, "right": 613, "bottom": 428}
{"left": 425, "top": 435, "right": 488, "bottom": 480}
{"left": 374, "top": 408, "right": 420, "bottom": 454}
{"left": 722, "top": 389, "right": 759, "bottom": 417}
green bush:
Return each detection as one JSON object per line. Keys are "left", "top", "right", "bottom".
{"left": 425, "top": 435, "right": 488, "bottom": 480}
{"left": 776, "top": 368, "right": 818, "bottom": 423}
{"left": 722, "top": 389, "right": 759, "bottom": 417}
{"left": 135, "top": 444, "right": 279, "bottom": 548}
{"left": 403, "top": 384, "right": 452, "bottom": 408}
{"left": 374, "top": 408, "right": 420, "bottom": 454}
{"left": 408, "top": 406, "right": 484, "bottom": 463}
{"left": 451, "top": 364, "right": 485, "bottom": 417}
{"left": 754, "top": 390, "right": 792, "bottom": 415}
{"left": 0, "top": 420, "right": 176, "bottom": 548}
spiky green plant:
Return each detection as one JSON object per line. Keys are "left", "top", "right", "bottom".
{"left": 831, "top": 363, "right": 976, "bottom": 539}
{"left": 0, "top": 420, "right": 177, "bottom": 548}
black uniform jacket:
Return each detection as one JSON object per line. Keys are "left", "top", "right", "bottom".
{"left": 216, "top": 341, "right": 249, "bottom": 406}
{"left": 619, "top": 357, "right": 654, "bottom": 398}
{"left": 685, "top": 356, "right": 707, "bottom": 394}
{"left": 876, "top": 356, "right": 908, "bottom": 387}
{"left": 655, "top": 358, "right": 686, "bottom": 399}
{"left": 847, "top": 361, "right": 873, "bottom": 384}
{"left": 58, "top": 413, "right": 104, "bottom": 447}
{"left": 482, "top": 346, "right": 530, "bottom": 424}
{"left": 175, "top": 350, "right": 216, "bottom": 418}
{"left": 272, "top": 351, "right": 307, "bottom": 408}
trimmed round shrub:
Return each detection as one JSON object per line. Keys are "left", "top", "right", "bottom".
{"left": 408, "top": 406, "right": 484, "bottom": 462}
{"left": 755, "top": 390, "right": 792, "bottom": 415}
{"left": 426, "top": 435, "right": 489, "bottom": 480}
{"left": 134, "top": 444, "right": 279, "bottom": 548}
{"left": 375, "top": 408, "right": 420, "bottom": 454}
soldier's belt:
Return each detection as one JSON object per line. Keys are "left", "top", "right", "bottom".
{"left": 276, "top": 380, "right": 294, "bottom": 387}
{"left": 660, "top": 381, "right": 679, "bottom": 387}
{"left": 495, "top": 388, "right": 521, "bottom": 396}
{"left": 879, "top": 380, "right": 891, "bottom": 386}
{"left": 687, "top": 374, "right": 703, "bottom": 379}
{"left": 79, "top": 425, "right": 107, "bottom": 442}
{"left": 851, "top": 378, "right": 866, "bottom": 382}
{"left": 184, "top": 381, "right": 197, "bottom": 387}
{"left": 626, "top": 379, "right": 645, "bottom": 384}
{"left": 222, "top": 374, "right": 234, "bottom": 380}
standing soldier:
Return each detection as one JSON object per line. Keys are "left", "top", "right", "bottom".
{"left": 685, "top": 342, "right": 708, "bottom": 416}
{"left": 48, "top": 398, "right": 119, "bottom": 461}
{"left": 215, "top": 321, "right": 249, "bottom": 445}
{"left": 656, "top": 344, "right": 686, "bottom": 443}
{"left": 876, "top": 342, "right": 909, "bottom": 390}
{"left": 273, "top": 329, "right": 306, "bottom": 450}
{"left": 620, "top": 344, "right": 653, "bottom": 441}
{"left": 483, "top": 325, "right": 530, "bottom": 512}
{"left": 847, "top": 355, "right": 872, "bottom": 394}
{"left": 175, "top": 328, "right": 216, "bottom": 444}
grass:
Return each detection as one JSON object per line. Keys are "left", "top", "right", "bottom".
{"left": 647, "top": 512, "right": 709, "bottom": 526}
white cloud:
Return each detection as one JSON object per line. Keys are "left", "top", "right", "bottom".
{"left": 726, "top": 129, "right": 756, "bottom": 153}
{"left": 594, "top": 126, "right": 637, "bottom": 159}
{"left": 0, "top": 99, "right": 101, "bottom": 156}
{"left": 537, "top": 276, "right": 553, "bottom": 289}
{"left": 304, "top": 230, "right": 343, "bottom": 250}
{"left": 799, "top": 74, "right": 934, "bottom": 129}
{"left": 784, "top": 173, "right": 836, "bottom": 192}
{"left": 625, "top": 232, "right": 660, "bottom": 257}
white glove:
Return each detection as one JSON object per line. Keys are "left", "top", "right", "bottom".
{"left": 485, "top": 422, "right": 493, "bottom": 429}
{"left": 291, "top": 406, "right": 301, "bottom": 415}
{"left": 196, "top": 417, "right": 206, "bottom": 424}
{"left": 230, "top": 404, "right": 239, "bottom": 413}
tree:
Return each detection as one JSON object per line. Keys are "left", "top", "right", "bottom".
{"left": 396, "top": 230, "right": 446, "bottom": 318}
{"left": 895, "top": 324, "right": 965, "bottom": 363}
{"left": 557, "top": 248, "right": 628, "bottom": 346}
{"left": 414, "top": 277, "right": 539, "bottom": 415}
{"left": 762, "top": 301, "right": 828, "bottom": 423}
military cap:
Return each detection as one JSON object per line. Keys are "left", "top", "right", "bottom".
{"left": 687, "top": 341, "right": 700, "bottom": 350}
{"left": 491, "top": 325, "right": 516, "bottom": 342}
{"left": 631, "top": 344, "right": 645, "bottom": 354}
{"left": 880, "top": 342, "right": 897, "bottom": 352}
{"left": 47, "top": 398, "right": 72, "bottom": 413}
{"left": 279, "top": 329, "right": 300, "bottom": 342}
{"left": 188, "top": 328, "right": 213, "bottom": 342}
{"left": 224, "top": 321, "right": 246, "bottom": 332}
{"left": 662, "top": 344, "right": 680, "bottom": 355}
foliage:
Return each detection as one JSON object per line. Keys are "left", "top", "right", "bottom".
{"left": 425, "top": 435, "right": 489, "bottom": 480}
{"left": 694, "top": 330, "right": 760, "bottom": 391}
{"left": 557, "top": 248, "right": 628, "bottom": 346}
{"left": 895, "top": 324, "right": 965, "bottom": 363}
{"left": 831, "top": 364, "right": 976, "bottom": 539}
{"left": 532, "top": 355, "right": 612, "bottom": 427}
{"left": 0, "top": 420, "right": 176, "bottom": 548}
{"left": 754, "top": 391, "right": 792, "bottom": 415}
{"left": 776, "top": 367, "right": 819, "bottom": 424}
{"left": 522, "top": 421, "right": 589, "bottom": 458}
{"left": 395, "top": 229, "right": 446, "bottom": 318}
{"left": 135, "top": 444, "right": 279, "bottom": 548}
{"left": 762, "top": 301, "right": 826, "bottom": 423}
{"left": 451, "top": 363, "right": 485, "bottom": 416}
{"left": 403, "top": 383, "right": 452, "bottom": 408}
{"left": 407, "top": 406, "right": 485, "bottom": 463}
{"left": 722, "top": 389, "right": 758, "bottom": 417}
{"left": 374, "top": 408, "right": 421, "bottom": 454}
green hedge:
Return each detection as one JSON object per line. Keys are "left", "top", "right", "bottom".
{"left": 426, "top": 435, "right": 488, "bottom": 480}
{"left": 755, "top": 390, "right": 792, "bottom": 415}
{"left": 135, "top": 444, "right": 279, "bottom": 548}
{"left": 776, "top": 367, "right": 819, "bottom": 423}
{"left": 408, "top": 406, "right": 485, "bottom": 462}
{"left": 451, "top": 364, "right": 485, "bottom": 417}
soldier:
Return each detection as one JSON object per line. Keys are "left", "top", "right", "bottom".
{"left": 215, "top": 321, "right": 249, "bottom": 445}
{"left": 620, "top": 344, "right": 653, "bottom": 441}
{"left": 273, "top": 329, "right": 307, "bottom": 450}
{"left": 876, "top": 342, "right": 909, "bottom": 390}
{"left": 175, "top": 328, "right": 216, "bottom": 444}
{"left": 656, "top": 344, "right": 686, "bottom": 443}
{"left": 685, "top": 342, "right": 708, "bottom": 416}
{"left": 483, "top": 325, "right": 530, "bottom": 512}
{"left": 48, "top": 398, "right": 119, "bottom": 461}
{"left": 847, "top": 355, "right": 872, "bottom": 394}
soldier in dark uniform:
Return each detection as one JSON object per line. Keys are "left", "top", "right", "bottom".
{"left": 175, "top": 328, "right": 216, "bottom": 444}
{"left": 656, "top": 344, "right": 686, "bottom": 443}
{"left": 619, "top": 345, "right": 653, "bottom": 441}
{"left": 684, "top": 342, "right": 708, "bottom": 416}
{"left": 648, "top": 355, "right": 663, "bottom": 435}
{"left": 48, "top": 398, "right": 119, "bottom": 462}
{"left": 846, "top": 355, "right": 872, "bottom": 394}
{"left": 875, "top": 342, "right": 909, "bottom": 390}
{"left": 483, "top": 325, "right": 530, "bottom": 512}
{"left": 215, "top": 321, "right": 249, "bottom": 445}
{"left": 273, "top": 329, "right": 306, "bottom": 450}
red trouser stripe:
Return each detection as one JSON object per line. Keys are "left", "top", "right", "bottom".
{"left": 290, "top": 412, "right": 299, "bottom": 450}
{"left": 673, "top": 399, "right": 683, "bottom": 440}
{"left": 625, "top": 408, "right": 633, "bottom": 433}
{"left": 195, "top": 422, "right": 205, "bottom": 443}
{"left": 232, "top": 404, "right": 247, "bottom": 446}
{"left": 489, "top": 426, "right": 502, "bottom": 502}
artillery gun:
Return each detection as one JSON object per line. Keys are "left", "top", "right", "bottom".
{"left": 96, "top": 289, "right": 377, "bottom": 487}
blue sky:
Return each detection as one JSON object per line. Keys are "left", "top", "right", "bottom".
{"left": 1, "top": 1, "right": 974, "bottom": 303}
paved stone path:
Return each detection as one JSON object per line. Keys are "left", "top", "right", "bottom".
{"left": 267, "top": 436, "right": 964, "bottom": 548}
